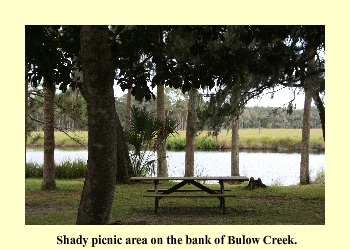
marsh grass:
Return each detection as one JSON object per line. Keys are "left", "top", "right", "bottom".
{"left": 166, "top": 129, "right": 324, "bottom": 150}
{"left": 27, "top": 131, "right": 88, "bottom": 147}
{"left": 26, "top": 159, "right": 87, "bottom": 179}
{"left": 27, "top": 129, "right": 324, "bottom": 151}
{"left": 25, "top": 178, "right": 325, "bottom": 225}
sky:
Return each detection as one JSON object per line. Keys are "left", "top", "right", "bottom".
{"left": 113, "top": 83, "right": 308, "bottom": 109}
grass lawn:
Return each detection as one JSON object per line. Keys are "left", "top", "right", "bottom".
{"left": 25, "top": 178, "right": 325, "bottom": 225}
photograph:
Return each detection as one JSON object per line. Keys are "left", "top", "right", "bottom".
{"left": 25, "top": 25, "right": 325, "bottom": 225}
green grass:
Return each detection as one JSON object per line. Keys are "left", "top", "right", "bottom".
{"left": 166, "top": 129, "right": 324, "bottom": 150}
{"left": 27, "top": 129, "right": 324, "bottom": 151}
{"left": 27, "top": 131, "right": 88, "bottom": 147}
{"left": 26, "top": 159, "right": 87, "bottom": 179}
{"left": 25, "top": 178, "right": 325, "bottom": 225}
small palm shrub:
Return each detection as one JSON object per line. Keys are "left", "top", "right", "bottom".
{"left": 126, "top": 106, "right": 178, "bottom": 176}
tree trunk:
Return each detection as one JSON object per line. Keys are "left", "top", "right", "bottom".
{"left": 124, "top": 88, "right": 132, "bottom": 131}
{"left": 312, "top": 92, "right": 325, "bottom": 141}
{"left": 300, "top": 48, "right": 315, "bottom": 185}
{"left": 185, "top": 88, "right": 197, "bottom": 177}
{"left": 230, "top": 89, "right": 240, "bottom": 183}
{"left": 76, "top": 25, "right": 118, "bottom": 225}
{"left": 155, "top": 28, "right": 167, "bottom": 177}
{"left": 300, "top": 88, "right": 312, "bottom": 184}
{"left": 72, "top": 44, "right": 133, "bottom": 184}
{"left": 25, "top": 63, "right": 29, "bottom": 180}
{"left": 231, "top": 116, "right": 240, "bottom": 176}
{"left": 157, "top": 84, "right": 168, "bottom": 177}
{"left": 42, "top": 85, "right": 56, "bottom": 190}
{"left": 116, "top": 112, "right": 135, "bottom": 183}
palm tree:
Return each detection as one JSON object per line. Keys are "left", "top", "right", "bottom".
{"left": 41, "top": 84, "right": 56, "bottom": 190}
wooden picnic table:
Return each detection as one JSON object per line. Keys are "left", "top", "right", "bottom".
{"left": 130, "top": 176, "right": 249, "bottom": 214}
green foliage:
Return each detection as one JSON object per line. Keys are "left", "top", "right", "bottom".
{"left": 126, "top": 106, "right": 178, "bottom": 176}
{"left": 312, "top": 169, "right": 325, "bottom": 184}
{"left": 166, "top": 136, "right": 186, "bottom": 150}
{"left": 25, "top": 162, "right": 43, "bottom": 178}
{"left": 129, "top": 151, "right": 156, "bottom": 177}
{"left": 55, "top": 159, "right": 87, "bottom": 179}
{"left": 25, "top": 159, "right": 87, "bottom": 179}
{"left": 195, "top": 136, "right": 219, "bottom": 150}
{"left": 240, "top": 106, "right": 322, "bottom": 129}
{"left": 165, "top": 134, "right": 219, "bottom": 150}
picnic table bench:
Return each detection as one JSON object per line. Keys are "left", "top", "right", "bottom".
{"left": 130, "top": 176, "right": 249, "bottom": 214}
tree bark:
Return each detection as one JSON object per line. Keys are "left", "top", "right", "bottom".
{"left": 153, "top": 27, "right": 168, "bottom": 177}
{"left": 25, "top": 63, "right": 29, "bottom": 180}
{"left": 300, "top": 88, "right": 312, "bottom": 184}
{"left": 231, "top": 116, "right": 240, "bottom": 176}
{"left": 230, "top": 89, "right": 240, "bottom": 177}
{"left": 300, "top": 48, "right": 315, "bottom": 185}
{"left": 76, "top": 25, "right": 118, "bottom": 224}
{"left": 185, "top": 88, "right": 197, "bottom": 177}
{"left": 116, "top": 112, "right": 135, "bottom": 183}
{"left": 312, "top": 92, "right": 325, "bottom": 141}
{"left": 72, "top": 40, "right": 133, "bottom": 184}
{"left": 42, "top": 85, "right": 56, "bottom": 190}
{"left": 124, "top": 88, "right": 132, "bottom": 131}
{"left": 157, "top": 84, "right": 168, "bottom": 177}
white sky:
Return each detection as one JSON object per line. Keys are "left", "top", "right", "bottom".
{"left": 113, "top": 83, "right": 308, "bottom": 109}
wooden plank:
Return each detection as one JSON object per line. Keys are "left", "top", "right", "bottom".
{"left": 146, "top": 189, "right": 231, "bottom": 192}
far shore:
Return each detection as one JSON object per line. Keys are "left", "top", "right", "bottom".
{"left": 26, "top": 129, "right": 325, "bottom": 152}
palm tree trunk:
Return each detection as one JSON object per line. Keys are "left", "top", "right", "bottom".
{"left": 25, "top": 63, "right": 29, "bottom": 180}
{"left": 42, "top": 85, "right": 56, "bottom": 190}
{"left": 157, "top": 84, "right": 168, "bottom": 176}
{"left": 231, "top": 116, "right": 240, "bottom": 176}
{"left": 300, "top": 88, "right": 312, "bottom": 184}
{"left": 300, "top": 48, "right": 315, "bottom": 185}
{"left": 185, "top": 88, "right": 197, "bottom": 177}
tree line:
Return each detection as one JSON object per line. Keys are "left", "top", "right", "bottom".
{"left": 27, "top": 86, "right": 321, "bottom": 134}
{"left": 26, "top": 25, "right": 325, "bottom": 224}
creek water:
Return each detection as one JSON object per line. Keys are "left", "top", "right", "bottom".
{"left": 26, "top": 147, "right": 325, "bottom": 186}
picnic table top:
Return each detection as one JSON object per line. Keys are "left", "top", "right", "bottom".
{"left": 130, "top": 176, "right": 249, "bottom": 181}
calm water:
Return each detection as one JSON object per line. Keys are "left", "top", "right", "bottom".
{"left": 26, "top": 148, "right": 325, "bottom": 186}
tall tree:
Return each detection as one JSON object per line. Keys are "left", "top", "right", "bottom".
{"left": 72, "top": 66, "right": 134, "bottom": 184}
{"left": 155, "top": 27, "right": 168, "bottom": 177}
{"left": 184, "top": 88, "right": 197, "bottom": 177}
{"left": 300, "top": 87, "right": 312, "bottom": 184}
{"left": 76, "top": 26, "right": 118, "bottom": 224}
{"left": 300, "top": 48, "right": 316, "bottom": 185}
{"left": 156, "top": 84, "right": 167, "bottom": 176}
{"left": 230, "top": 91, "right": 240, "bottom": 177}
{"left": 41, "top": 84, "right": 56, "bottom": 190}
{"left": 25, "top": 62, "right": 29, "bottom": 181}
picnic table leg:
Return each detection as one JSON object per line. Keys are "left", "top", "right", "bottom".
{"left": 219, "top": 180, "right": 224, "bottom": 209}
